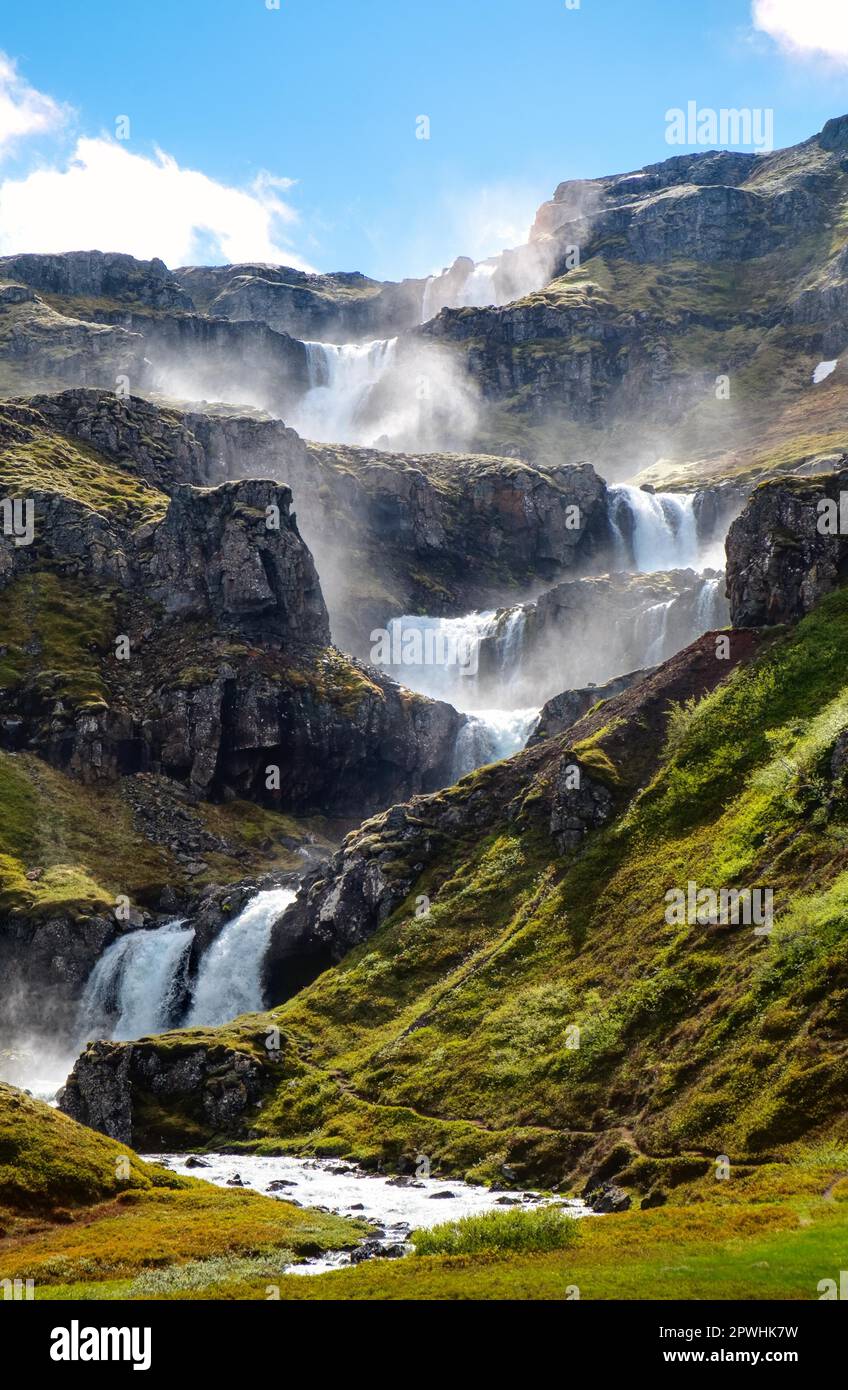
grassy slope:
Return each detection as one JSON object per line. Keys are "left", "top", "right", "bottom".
{"left": 0, "top": 1084, "right": 364, "bottom": 1293}
{"left": 223, "top": 590, "right": 848, "bottom": 1186}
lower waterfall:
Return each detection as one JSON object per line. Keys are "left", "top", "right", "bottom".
{"left": 76, "top": 920, "right": 195, "bottom": 1044}
{"left": 74, "top": 887, "right": 297, "bottom": 1046}
{"left": 185, "top": 887, "right": 297, "bottom": 1028}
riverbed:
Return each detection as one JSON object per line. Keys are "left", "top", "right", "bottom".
{"left": 149, "top": 1152, "right": 592, "bottom": 1274}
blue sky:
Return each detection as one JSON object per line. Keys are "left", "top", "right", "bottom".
{"left": 1, "top": 0, "right": 847, "bottom": 279}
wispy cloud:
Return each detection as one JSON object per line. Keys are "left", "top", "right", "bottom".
{"left": 0, "top": 51, "right": 67, "bottom": 157}
{"left": 752, "top": 0, "right": 848, "bottom": 66}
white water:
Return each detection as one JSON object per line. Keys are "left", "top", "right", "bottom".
{"left": 453, "top": 708, "right": 541, "bottom": 778}
{"left": 609, "top": 486, "right": 700, "bottom": 572}
{"left": 289, "top": 338, "right": 398, "bottom": 445}
{"left": 376, "top": 613, "right": 538, "bottom": 769}
{"left": 186, "top": 888, "right": 296, "bottom": 1028}
{"left": 634, "top": 598, "right": 676, "bottom": 666}
{"left": 152, "top": 1152, "right": 592, "bottom": 1275}
{"left": 76, "top": 920, "right": 195, "bottom": 1044}
{"left": 695, "top": 574, "right": 726, "bottom": 630}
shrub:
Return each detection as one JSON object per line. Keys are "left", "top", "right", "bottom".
{"left": 411, "top": 1205, "right": 579, "bottom": 1257}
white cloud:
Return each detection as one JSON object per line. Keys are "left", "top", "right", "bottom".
{"left": 0, "top": 52, "right": 66, "bottom": 156}
{"left": 752, "top": 0, "right": 848, "bottom": 65}
{"left": 0, "top": 136, "right": 314, "bottom": 269}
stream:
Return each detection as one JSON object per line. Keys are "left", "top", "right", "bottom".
{"left": 150, "top": 1152, "right": 593, "bottom": 1274}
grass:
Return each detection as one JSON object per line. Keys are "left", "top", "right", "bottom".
{"left": 0, "top": 571, "right": 115, "bottom": 707}
{"left": 0, "top": 412, "right": 168, "bottom": 525}
{"left": 29, "top": 1170, "right": 847, "bottom": 1300}
{"left": 411, "top": 1205, "right": 579, "bottom": 1256}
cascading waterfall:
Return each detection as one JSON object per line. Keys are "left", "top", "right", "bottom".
{"left": 74, "top": 888, "right": 297, "bottom": 1047}
{"left": 378, "top": 613, "right": 539, "bottom": 770}
{"left": 185, "top": 887, "right": 297, "bottom": 1028}
{"left": 695, "top": 574, "right": 727, "bottom": 630}
{"left": 289, "top": 338, "right": 398, "bottom": 446}
{"left": 609, "top": 486, "right": 700, "bottom": 572}
{"left": 76, "top": 920, "right": 195, "bottom": 1044}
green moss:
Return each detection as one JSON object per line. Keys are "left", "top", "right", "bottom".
{"left": 0, "top": 571, "right": 115, "bottom": 706}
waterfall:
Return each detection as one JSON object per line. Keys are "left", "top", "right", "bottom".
{"left": 496, "top": 608, "right": 527, "bottom": 684}
{"left": 381, "top": 612, "right": 497, "bottom": 704}
{"left": 453, "top": 709, "right": 540, "bottom": 779}
{"left": 289, "top": 338, "right": 398, "bottom": 445}
{"left": 420, "top": 260, "right": 500, "bottom": 322}
{"left": 76, "top": 920, "right": 195, "bottom": 1044}
{"left": 695, "top": 574, "right": 727, "bottom": 630}
{"left": 185, "top": 887, "right": 296, "bottom": 1028}
{"left": 375, "top": 612, "right": 539, "bottom": 775}
{"left": 609, "top": 486, "right": 699, "bottom": 572}
{"left": 636, "top": 599, "right": 676, "bottom": 666}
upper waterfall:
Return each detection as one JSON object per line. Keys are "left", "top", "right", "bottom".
{"left": 289, "top": 338, "right": 398, "bottom": 446}
{"left": 609, "top": 486, "right": 701, "bottom": 572}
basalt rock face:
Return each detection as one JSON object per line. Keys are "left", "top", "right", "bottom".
{"left": 0, "top": 404, "right": 464, "bottom": 817}
{"left": 28, "top": 389, "right": 208, "bottom": 491}
{"left": 137, "top": 314, "right": 310, "bottom": 415}
{"left": 143, "top": 480, "right": 330, "bottom": 643}
{"left": 0, "top": 912, "right": 122, "bottom": 1041}
{"left": 727, "top": 471, "right": 848, "bottom": 626}
{"left": 171, "top": 406, "right": 612, "bottom": 653}
{"left": 174, "top": 263, "right": 426, "bottom": 343}
{"left": 0, "top": 252, "right": 193, "bottom": 313}
{"left": 60, "top": 1038, "right": 269, "bottom": 1147}
{"left": 527, "top": 667, "right": 655, "bottom": 746}
{"left": 14, "top": 392, "right": 616, "bottom": 655}
{"left": 0, "top": 286, "right": 143, "bottom": 392}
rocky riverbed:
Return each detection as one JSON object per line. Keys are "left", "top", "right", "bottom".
{"left": 150, "top": 1152, "right": 593, "bottom": 1274}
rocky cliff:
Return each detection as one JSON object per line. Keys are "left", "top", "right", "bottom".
{"left": 727, "top": 469, "right": 848, "bottom": 626}
{"left": 0, "top": 400, "right": 463, "bottom": 818}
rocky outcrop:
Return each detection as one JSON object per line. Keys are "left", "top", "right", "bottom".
{"left": 143, "top": 480, "right": 330, "bottom": 642}
{"left": 174, "top": 263, "right": 426, "bottom": 343}
{"left": 60, "top": 1038, "right": 269, "bottom": 1147}
{"left": 726, "top": 471, "right": 848, "bottom": 626}
{"left": 29, "top": 389, "right": 207, "bottom": 491}
{"left": 527, "top": 668, "right": 654, "bottom": 746}
{"left": 0, "top": 405, "right": 466, "bottom": 816}
{"left": 0, "top": 911, "right": 124, "bottom": 1039}
{"left": 0, "top": 251, "right": 193, "bottom": 312}
{"left": 0, "top": 289, "right": 143, "bottom": 390}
